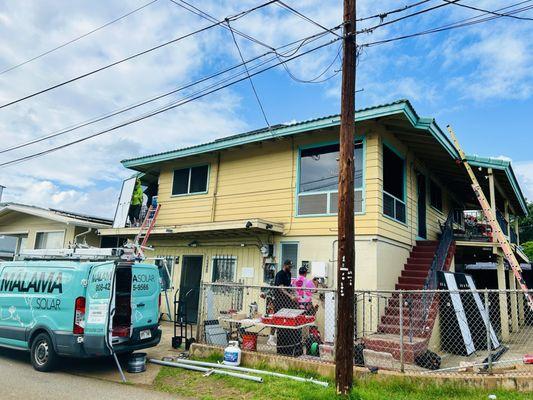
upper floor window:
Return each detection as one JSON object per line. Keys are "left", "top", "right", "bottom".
{"left": 383, "top": 144, "right": 406, "bottom": 223}
{"left": 430, "top": 180, "right": 443, "bottom": 211}
{"left": 298, "top": 141, "right": 363, "bottom": 216}
{"left": 172, "top": 165, "right": 209, "bottom": 196}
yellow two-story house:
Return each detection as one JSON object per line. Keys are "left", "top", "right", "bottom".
{"left": 100, "top": 100, "right": 528, "bottom": 345}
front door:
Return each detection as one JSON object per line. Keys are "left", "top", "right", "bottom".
{"left": 178, "top": 256, "right": 203, "bottom": 323}
{"left": 417, "top": 173, "right": 427, "bottom": 239}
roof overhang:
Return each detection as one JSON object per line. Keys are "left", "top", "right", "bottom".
{"left": 0, "top": 204, "right": 112, "bottom": 229}
{"left": 98, "top": 218, "right": 284, "bottom": 237}
{"left": 122, "top": 99, "right": 454, "bottom": 171}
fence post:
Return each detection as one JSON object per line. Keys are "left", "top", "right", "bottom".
{"left": 195, "top": 283, "right": 204, "bottom": 343}
{"left": 399, "top": 291, "right": 404, "bottom": 373}
{"left": 362, "top": 291, "right": 366, "bottom": 337}
{"left": 484, "top": 290, "right": 492, "bottom": 374}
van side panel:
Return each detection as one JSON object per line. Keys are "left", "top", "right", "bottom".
{"left": 0, "top": 264, "right": 79, "bottom": 350}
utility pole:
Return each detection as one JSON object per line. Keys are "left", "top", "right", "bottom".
{"left": 336, "top": 0, "right": 356, "bottom": 395}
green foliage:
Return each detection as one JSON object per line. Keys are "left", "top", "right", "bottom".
{"left": 154, "top": 363, "right": 530, "bottom": 400}
{"left": 521, "top": 241, "right": 533, "bottom": 261}
{"left": 517, "top": 201, "right": 533, "bottom": 243}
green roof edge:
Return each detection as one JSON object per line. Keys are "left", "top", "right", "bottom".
{"left": 466, "top": 155, "right": 528, "bottom": 215}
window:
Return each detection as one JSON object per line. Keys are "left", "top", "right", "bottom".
{"left": 430, "top": 180, "right": 443, "bottom": 211}
{"left": 212, "top": 256, "right": 236, "bottom": 283}
{"left": 298, "top": 141, "right": 363, "bottom": 215}
{"left": 171, "top": 165, "right": 209, "bottom": 196}
{"left": 281, "top": 242, "right": 298, "bottom": 276}
{"left": 35, "top": 231, "right": 64, "bottom": 249}
{"left": 383, "top": 145, "right": 406, "bottom": 223}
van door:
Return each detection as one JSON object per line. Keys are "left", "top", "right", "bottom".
{"left": 131, "top": 264, "right": 160, "bottom": 339}
{"left": 84, "top": 262, "right": 116, "bottom": 356}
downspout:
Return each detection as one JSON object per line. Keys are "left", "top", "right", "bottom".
{"left": 210, "top": 152, "right": 221, "bottom": 222}
{"left": 74, "top": 227, "right": 92, "bottom": 247}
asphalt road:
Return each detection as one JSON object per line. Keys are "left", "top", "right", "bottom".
{"left": 0, "top": 348, "right": 179, "bottom": 400}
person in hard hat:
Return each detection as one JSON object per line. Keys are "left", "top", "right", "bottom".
{"left": 128, "top": 178, "right": 143, "bottom": 226}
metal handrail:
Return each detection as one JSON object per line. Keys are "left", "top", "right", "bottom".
{"left": 417, "top": 210, "right": 455, "bottom": 336}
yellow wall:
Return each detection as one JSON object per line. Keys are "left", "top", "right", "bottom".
{"left": 153, "top": 123, "right": 453, "bottom": 250}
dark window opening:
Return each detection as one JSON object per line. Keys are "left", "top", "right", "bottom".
{"left": 430, "top": 180, "right": 443, "bottom": 211}
{"left": 172, "top": 165, "right": 209, "bottom": 195}
{"left": 383, "top": 145, "right": 406, "bottom": 222}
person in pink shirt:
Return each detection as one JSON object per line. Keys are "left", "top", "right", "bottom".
{"left": 293, "top": 266, "right": 317, "bottom": 315}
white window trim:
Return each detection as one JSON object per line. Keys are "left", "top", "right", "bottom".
{"left": 171, "top": 164, "right": 210, "bottom": 197}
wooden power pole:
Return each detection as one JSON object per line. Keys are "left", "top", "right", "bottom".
{"left": 336, "top": 0, "right": 356, "bottom": 395}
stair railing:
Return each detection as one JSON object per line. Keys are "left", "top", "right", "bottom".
{"left": 417, "top": 210, "right": 455, "bottom": 336}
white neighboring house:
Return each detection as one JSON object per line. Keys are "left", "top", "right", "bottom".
{"left": 0, "top": 203, "right": 112, "bottom": 258}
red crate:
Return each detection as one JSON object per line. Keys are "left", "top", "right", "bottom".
{"left": 272, "top": 315, "right": 307, "bottom": 326}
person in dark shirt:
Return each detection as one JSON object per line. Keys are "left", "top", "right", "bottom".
{"left": 268, "top": 260, "right": 297, "bottom": 347}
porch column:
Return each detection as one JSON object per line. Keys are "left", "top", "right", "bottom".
{"left": 508, "top": 270, "right": 519, "bottom": 332}
{"left": 488, "top": 168, "right": 496, "bottom": 219}
{"left": 504, "top": 200, "right": 511, "bottom": 237}
{"left": 514, "top": 218, "right": 520, "bottom": 246}
{"left": 496, "top": 255, "right": 510, "bottom": 341}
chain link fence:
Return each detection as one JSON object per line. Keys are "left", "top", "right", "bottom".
{"left": 195, "top": 283, "right": 532, "bottom": 375}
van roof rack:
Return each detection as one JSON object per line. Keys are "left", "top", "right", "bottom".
{"left": 16, "top": 247, "right": 136, "bottom": 261}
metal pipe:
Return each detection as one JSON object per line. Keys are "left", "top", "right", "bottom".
{"left": 73, "top": 227, "right": 92, "bottom": 246}
{"left": 163, "top": 358, "right": 329, "bottom": 387}
{"left": 149, "top": 359, "right": 263, "bottom": 383}
{"left": 424, "top": 358, "right": 526, "bottom": 374}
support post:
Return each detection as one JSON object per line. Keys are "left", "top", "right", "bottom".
{"left": 488, "top": 168, "right": 496, "bottom": 220}
{"left": 514, "top": 218, "right": 520, "bottom": 246}
{"left": 508, "top": 271, "right": 519, "bottom": 332}
{"left": 484, "top": 290, "right": 493, "bottom": 375}
{"left": 496, "top": 255, "right": 510, "bottom": 341}
{"left": 399, "top": 291, "right": 404, "bottom": 373}
{"left": 336, "top": 0, "right": 356, "bottom": 394}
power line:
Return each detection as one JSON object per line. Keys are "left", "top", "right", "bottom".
{"left": 275, "top": 0, "right": 343, "bottom": 38}
{"left": 361, "top": 1, "right": 533, "bottom": 47}
{"left": 0, "top": 0, "right": 278, "bottom": 110}
{"left": 0, "top": 29, "right": 336, "bottom": 154}
{"left": 0, "top": 0, "right": 160, "bottom": 76}
{"left": 356, "top": 0, "right": 434, "bottom": 22}
{"left": 442, "top": 0, "right": 533, "bottom": 21}
{"left": 0, "top": 36, "right": 341, "bottom": 167}
{"left": 358, "top": 0, "right": 461, "bottom": 34}
{"left": 167, "top": 0, "right": 275, "bottom": 50}
{"left": 226, "top": 19, "right": 271, "bottom": 128}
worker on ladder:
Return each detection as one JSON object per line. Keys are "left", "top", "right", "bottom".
{"left": 129, "top": 178, "right": 143, "bottom": 226}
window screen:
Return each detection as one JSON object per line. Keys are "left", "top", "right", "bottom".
{"left": 35, "top": 231, "right": 64, "bottom": 249}
{"left": 172, "top": 165, "right": 209, "bottom": 195}
{"left": 298, "top": 141, "right": 363, "bottom": 215}
{"left": 430, "top": 180, "right": 443, "bottom": 211}
{"left": 281, "top": 243, "right": 298, "bottom": 276}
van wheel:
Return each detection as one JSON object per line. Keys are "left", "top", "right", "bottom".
{"left": 30, "top": 333, "right": 58, "bottom": 372}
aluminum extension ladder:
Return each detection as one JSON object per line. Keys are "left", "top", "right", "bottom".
{"left": 133, "top": 204, "right": 161, "bottom": 256}
{"left": 448, "top": 125, "right": 533, "bottom": 311}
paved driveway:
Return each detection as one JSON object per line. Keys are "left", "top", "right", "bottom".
{"left": 0, "top": 348, "right": 180, "bottom": 400}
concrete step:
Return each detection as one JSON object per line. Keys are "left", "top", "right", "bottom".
{"left": 363, "top": 334, "right": 429, "bottom": 363}
{"left": 381, "top": 314, "right": 435, "bottom": 328}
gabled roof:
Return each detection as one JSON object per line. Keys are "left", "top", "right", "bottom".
{"left": 120, "top": 99, "right": 527, "bottom": 215}
{"left": 466, "top": 155, "right": 528, "bottom": 215}
{"left": 0, "top": 203, "right": 112, "bottom": 229}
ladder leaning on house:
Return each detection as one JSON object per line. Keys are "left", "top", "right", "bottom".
{"left": 447, "top": 125, "right": 533, "bottom": 311}
{"left": 133, "top": 204, "right": 161, "bottom": 257}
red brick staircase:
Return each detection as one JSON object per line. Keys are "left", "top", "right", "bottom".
{"left": 363, "top": 240, "right": 456, "bottom": 363}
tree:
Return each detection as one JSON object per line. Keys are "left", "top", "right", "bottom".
{"left": 517, "top": 201, "right": 533, "bottom": 243}
{"left": 522, "top": 241, "right": 533, "bottom": 261}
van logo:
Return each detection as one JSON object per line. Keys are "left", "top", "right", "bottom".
{"left": 0, "top": 270, "right": 63, "bottom": 294}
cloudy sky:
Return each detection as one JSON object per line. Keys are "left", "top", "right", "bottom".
{"left": 0, "top": 0, "right": 532, "bottom": 219}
